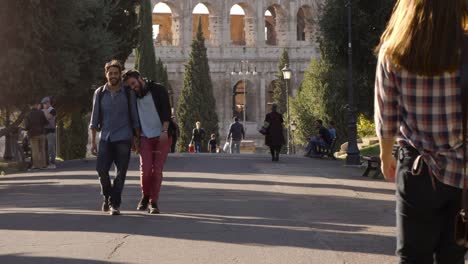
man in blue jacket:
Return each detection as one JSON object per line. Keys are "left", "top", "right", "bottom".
{"left": 89, "top": 60, "right": 140, "bottom": 216}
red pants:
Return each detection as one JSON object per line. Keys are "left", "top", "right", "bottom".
{"left": 140, "top": 136, "right": 171, "bottom": 202}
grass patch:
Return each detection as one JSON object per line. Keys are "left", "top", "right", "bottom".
{"left": 359, "top": 143, "right": 380, "bottom": 156}
{"left": 335, "top": 143, "right": 380, "bottom": 160}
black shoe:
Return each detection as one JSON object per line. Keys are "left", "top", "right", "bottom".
{"left": 137, "top": 195, "right": 150, "bottom": 211}
{"left": 102, "top": 198, "right": 110, "bottom": 212}
{"left": 110, "top": 205, "right": 120, "bottom": 215}
{"left": 148, "top": 202, "right": 160, "bottom": 214}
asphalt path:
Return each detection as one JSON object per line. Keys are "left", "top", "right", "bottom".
{"left": 0, "top": 153, "right": 399, "bottom": 264}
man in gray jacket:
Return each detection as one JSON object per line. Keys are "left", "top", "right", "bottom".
{"left": 227, "top": 116, "right": 245, "bottom": 154}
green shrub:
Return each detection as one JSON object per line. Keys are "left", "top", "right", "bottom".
{"left": 57, "top": 112, "right": 88, "bottom": 160}
{"left": 357, "top": 114, "right": 376, "bottom": 138}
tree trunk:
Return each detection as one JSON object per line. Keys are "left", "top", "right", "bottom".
{"left": 3, "top": 108, "right": 12, "bottom": 160}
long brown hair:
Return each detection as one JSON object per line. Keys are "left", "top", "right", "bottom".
{"left": 376, "top": 0, "right": 468, "bottom": 76}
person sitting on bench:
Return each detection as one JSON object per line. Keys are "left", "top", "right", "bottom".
{"left": 305, "top": 119, "right": 333, "bottom": 156}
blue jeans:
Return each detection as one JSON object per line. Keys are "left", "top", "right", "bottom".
{"left": 230, "top": 140, "right": 241, "bottom": 154}
{"left": 194, "top": 141, "right": 202, "bottom": 153}
{"left": 307, "top": 137, "right": 327, "bottom": 155}
{"left": 96, "top": 140, "right": 131, "bottom": 207}
{"left": 396, "top": 146, "right": 466, "bottom": 263}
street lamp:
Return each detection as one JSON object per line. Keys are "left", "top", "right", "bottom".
{"left": 291, "top": 120, "right": 297, "bottom": 154}
{"left": 345, "top": 0, "right": 360, "bottom": 165}
{"left": 282, "top": 64, "right": 292, "bottom": 155}
{"left": 231, "top": 61, "right": 257, "bottom": 130}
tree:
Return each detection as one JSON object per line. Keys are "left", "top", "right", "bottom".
{"left": 291, "top": 59, "right": 347, "bottom": 145}
{"left": 318, "top": 0, "right": 395, "bottom": 118}
{"left": 155, "top": 58, "right": 174, "bottom": 105}
{"left": 57, "top": 112, "right": 88, "bottom": 160}
{"left": 0, "top": 0, "right": 139, "bottom": 158}
{"left": 273, "top": 49, "right": 290, "bottom": 114}
{"left": 134, "top": 0, "right": 157, "bottom": 81}
{"left": 176, "top": 18, "right": 219, "bottom": 152}
{"left": 108, "top": 0, "right": 140, "bottom": 62}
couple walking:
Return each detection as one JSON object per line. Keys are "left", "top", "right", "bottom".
{"left": 89, "top": 60, "right": 173, "bottom": 215}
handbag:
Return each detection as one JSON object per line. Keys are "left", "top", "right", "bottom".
{"left": 454, "top": 33, "right": 468, "bottom": 247}
{"left": 188, "top": 141, "right": 195, "bottom": 153}
{"left": 259, "top": 121, "right": 270, "bottom": 136}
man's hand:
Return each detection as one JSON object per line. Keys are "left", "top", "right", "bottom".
{"left": 91, "top": 141, "right": 98, "bottom": 156}
{"left": 381, "top": 154, "right": 397, "bottom": 182}
{"left": 133, "top": 137, "right": 140, "bottom": 154}
{"left": 379, "top": 138, "right": 397, "bottom": 183}
{"left": 160, "top": 131, "right": 169, "bottom": 144}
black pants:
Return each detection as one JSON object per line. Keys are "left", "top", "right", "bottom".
{"left": 96, "top": 140, "right": 131, "bottom": 207}
{"left": 270, "top": 145, "right": 281, "bottom": 161}
{"left": 396, "top": 146, "right": 466, "bottom": 263}
{"left": 171, "top": 138, "right": 177, "bottom": 153}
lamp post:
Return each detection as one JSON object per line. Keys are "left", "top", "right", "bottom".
{"left": 231, "top": 60, "right": 257, "bottom": 129}
{"left": 291, "top": 120, "right": 297, "bottom": 154}
{"left": 345, "top": 0, "right": 360, "bottom": 165}
{"left": 281, "top": 64, "right": 292, "bottom": 155}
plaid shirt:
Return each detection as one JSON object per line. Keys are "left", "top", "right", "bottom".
{"left": 375, "top": 50, "right": 465, "bottom": 188}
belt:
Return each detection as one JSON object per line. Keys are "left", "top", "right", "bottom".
{"left": 399, "top": 145, "right": 437, "bottom": 189}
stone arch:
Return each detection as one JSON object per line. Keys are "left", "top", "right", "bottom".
{"left": 151, "top": 1, "right": 182, "bottom": 46}
{"left": 266, "top": 80, "right": 276, "bottom": 111}
{"left": 192, "top": 3, "right": 211, "bottom": 40}
{"left": 264, "top": 4, "right": 288, "bottom": 46}
{"left": 232, "top": 79, "right": 255, "bottom": 122}
{"left": 229, "top": 3, "right": 256, "bottom": 46}
{"left": 297, "top": 5, "right": 315, "bottom": 43}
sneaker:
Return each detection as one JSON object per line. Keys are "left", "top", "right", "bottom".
{"left": 137, "top": 195, "right": 150, "bottom": 211}
{"left": 110, "top": 205, "right": 120, "bottom": 215}
{"left": 102, "top": 198, "right": 110, "bottom": 212}
{"left": 47, "top": 164, "right": 56, "bottom": 169}
{"left": 148, "top": 202, "right": 160, "bottom": 214}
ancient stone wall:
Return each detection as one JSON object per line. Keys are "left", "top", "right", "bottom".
{"left": 128, "top": 0, "right": 323, "bottom": 143}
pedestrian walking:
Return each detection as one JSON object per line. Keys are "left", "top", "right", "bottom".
{"left": 208, "top": 133, "right": 217, "bottom": 153}
{"left": 263, "top": 103, "right": 285, "bottom": 162}
{"left": 227, "top": 116, "right": 245, "bottom": 154}
{"left": 25, "top": 103, "right": 48, "bottom": 169}
{"left": 41, "top": 97, "right": 57, "bottom": 169}
{"left": 123, "top": 69, "right": 174, "bottom": 214}
{"left": 375, "top": 1, "right": 468, "bottom": 262}
{"left": 191, "top": 121, "right": 205, "bottom": 153}
{"left": 89, "top": 60, "right": 140, "bottom": 216}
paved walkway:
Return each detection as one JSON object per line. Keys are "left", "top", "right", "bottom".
{"left": 0, "top": 154, "right": 398, "bottom": 264}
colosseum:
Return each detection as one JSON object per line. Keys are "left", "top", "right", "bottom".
{"left": 129, "top": 0, "right": 321, "bottom": 143}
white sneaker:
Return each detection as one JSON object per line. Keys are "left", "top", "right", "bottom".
{"left": 110, "top": 206, "right": 120, "bottom": 215}
{"left": 47, "top": 164, "right": 56, "bottom": 169}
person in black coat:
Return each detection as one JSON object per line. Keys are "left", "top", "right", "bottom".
{"left": 264, "top": 103, "right": 285, "bottom": 162}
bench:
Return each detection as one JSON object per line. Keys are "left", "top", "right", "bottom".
{"left": 316, "top": 138, "right": 338, "bottom": 160}
{"left": 361, "top": 145, "right": 399, "bottom": 178}
{"left": 361, "top": 155, "right": 382, "bottom": 178}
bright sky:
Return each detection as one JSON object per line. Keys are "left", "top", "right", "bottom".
{"left": 153, "top": 3, "right": 248, "bottom": 15}
{"left": 230, "top": 4, "right": 245, "bottom": 15}
{"left": 192, "top": 3, "right": 209, "bottom": 14}
{"left": 153, "top": 2, "right": 171, "bottom": 13}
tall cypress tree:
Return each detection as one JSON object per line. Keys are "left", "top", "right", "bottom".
{"left": 134, "top": 0, "right": 157, "bottom": 81}
{"left": 273, "top": 49, "right": 290, "bottom": 114}
{"left": 176, "top": 18, "right": 219, "bottom": 152}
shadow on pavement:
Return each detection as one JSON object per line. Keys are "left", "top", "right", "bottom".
{"left": 0, "top": 254, "right": 129, "bottom": 264}
{"left": 0, "top": 179, "right": 396, "bottom": 256}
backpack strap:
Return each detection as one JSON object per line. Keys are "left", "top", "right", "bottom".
{"left": 460, "top": 33, "right": 468, "bottom": 218}
{"left": 96, "top": 86, "right": 105, "bottom": 131}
